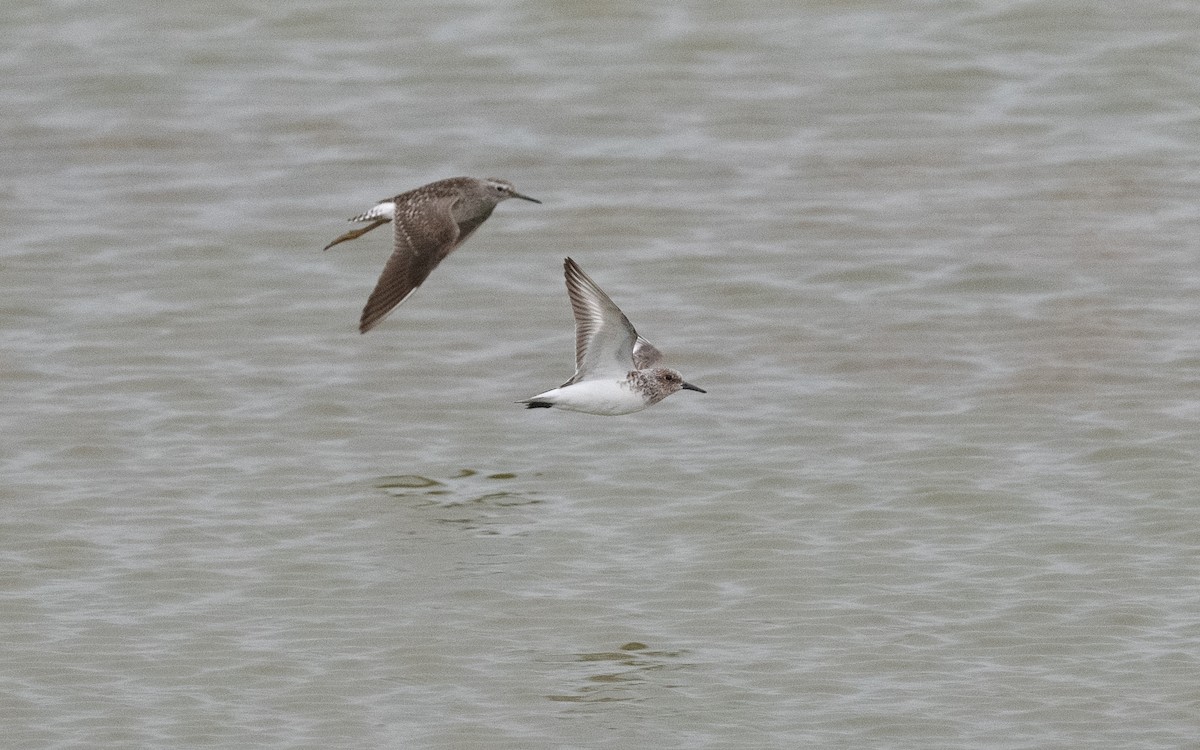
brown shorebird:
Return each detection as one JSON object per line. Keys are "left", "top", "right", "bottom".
{"left": 519, "top": 258, "right": 705, "bottom": 415}
{"left": 324, "top": 176, "right": 540, "bottom": 333}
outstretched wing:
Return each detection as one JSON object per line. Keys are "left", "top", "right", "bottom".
{"left": 632, "top": 336, "right": 663, "bottom": 369}
{"left": 359, "top": 194, "right": 460, "bottom": 333}
{"left": 561, "top": 257, "right": 640, "bottom": 385}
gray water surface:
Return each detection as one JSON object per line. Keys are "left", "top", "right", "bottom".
{"left": 3, "top": 1, "right": 1199, "bottom": 747}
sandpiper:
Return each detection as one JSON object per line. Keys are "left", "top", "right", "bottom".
{"left": 324, "top": 176, "right": 540, "bottom": 333}
{"left": 520, "top": 258, "right": 705, "bottom": 415}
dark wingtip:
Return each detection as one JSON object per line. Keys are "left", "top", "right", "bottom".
{"left": 523, "top": 401, "right": 553, "bottom": 409}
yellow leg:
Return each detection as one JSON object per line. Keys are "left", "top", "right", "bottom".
{"left": 323, "top": 219, "right": 389, "bottom": 251}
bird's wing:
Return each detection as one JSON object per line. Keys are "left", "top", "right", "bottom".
{"left": 561, "top": 257, "right": 639, "bottom": 385}
{"left": 632, "top": 336, "right": 663, "bottom": 369}
{"left": 359, "top": 195, "right": 460, "bottom": 333}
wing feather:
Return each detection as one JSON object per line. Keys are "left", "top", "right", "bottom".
{"left": 359, "top": 195, "right": 460, "bottom": 333}
{"left": 561, "top": 258, "right": 644, "bottom": 385}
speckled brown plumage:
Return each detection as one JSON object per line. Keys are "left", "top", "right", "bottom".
{"left": 324, "top": 176, "right": 539, "bottom": 333}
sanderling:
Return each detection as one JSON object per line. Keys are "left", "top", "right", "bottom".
{"left": 324, "top": 176, "right": 540, "bottom": 333}
{"left": 520, "top": 257, "right": 705, "bottom": 415}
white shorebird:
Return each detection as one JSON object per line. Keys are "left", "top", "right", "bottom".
{"left": 520, "top": 258, "right": 705, "bottom": 415}
{"left": 324, "top": 176, "right": 540, "bottom": 333}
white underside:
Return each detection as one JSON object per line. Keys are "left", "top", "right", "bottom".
{"left": 525, "top": 379, "right": 648, "bottom": 416}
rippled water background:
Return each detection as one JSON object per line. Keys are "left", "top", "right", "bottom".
{"left": 4, "top": 1, "right": 1200, "bottom": 747}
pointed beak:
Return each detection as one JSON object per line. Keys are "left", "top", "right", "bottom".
{"left": 681, "top": 382, "right": 706, "bottom": 393}
{"left": 512, "top": 191, "right": 541, "bottom": 204}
